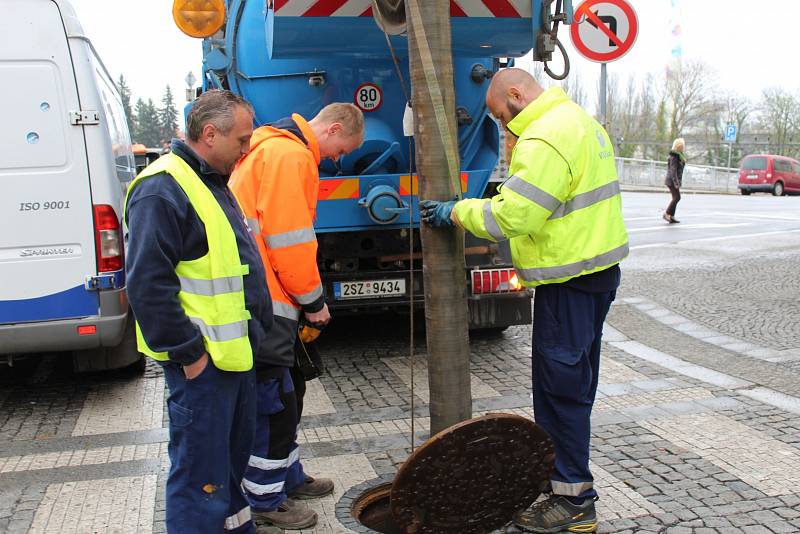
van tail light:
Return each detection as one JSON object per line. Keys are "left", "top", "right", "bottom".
{"left": 766, "top": 173, "right": 772, "bottom": 179}
{"left": 93, "top": 205, "right": 123, "bottom": 272}
{"left": 471, "top": 268, "right": 524, "bottom": 295}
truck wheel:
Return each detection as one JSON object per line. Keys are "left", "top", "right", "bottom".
{"left": 72, "top": 317, "right": 144, "bottom": 373}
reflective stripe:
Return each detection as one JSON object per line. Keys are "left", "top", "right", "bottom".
{"left": 248, "top": 447, "right": 300, "bottom": 472}
{"left": 503, "top": 175, "right": 561, "bottom": 213}
{"left": 272, "top": 299, "right": 300, "bottom": 320}
{"left": 291, "top": 284, "right": 323, "bottom": 305}
{"left": 224, "top": 506, "right": 251, "bottom": 531}
{"left": 246, "top": 217, "right": 261, "bottom": 235}
{"left": 178, "top": 275, "right": 243, "bottom": 296}
{"left": 265, "top": 227, "right": 316, "bottom": 249}
{"left": 551, "top": 480, "right": 594, "bottom": 497}
{"left": 482, "top": 201, "right": 505, "bottom": 241}
{"left": 517, "top": 242, "right": 629, "bottom": 283}
{"left": 549, "top": 181, "right": 620, "bottom": 220}
{"left": 189, "top": 316, "right": 248, "bottom": 342}
{"left": 242, "top": 478, "right": 284, "bottom": 496}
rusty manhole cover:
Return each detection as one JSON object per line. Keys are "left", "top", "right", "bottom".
{"left": 389, "top": 413, "right": 555, "bottom": 533}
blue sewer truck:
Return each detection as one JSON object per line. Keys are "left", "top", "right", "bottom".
{"left": 175, "top": 0, "right": 573, "bottom": 331}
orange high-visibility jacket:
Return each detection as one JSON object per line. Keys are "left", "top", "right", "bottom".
{"left": 229, "top": 114, "right": 323, "bottom": 367}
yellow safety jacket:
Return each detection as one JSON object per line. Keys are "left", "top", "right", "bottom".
{"left": 454, "top": 87, "right": 628, "bottom": 287}
{"left": 124, "top": 153, "right": 253, "bottom": 371}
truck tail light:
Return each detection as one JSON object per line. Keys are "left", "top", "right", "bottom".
{"left": 93, "top": 204, "right": 123, "bottom": 272}
{"left": 471, "top": 268, "right": 524, "bottom": 295}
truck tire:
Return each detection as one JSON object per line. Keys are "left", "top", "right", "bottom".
{"left": 72, "top": 316, "right": 144, "bottom": 373}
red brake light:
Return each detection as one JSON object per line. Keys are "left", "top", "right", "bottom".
{"left": 77, "top": 325, "right": 97, "bottom": 335}
{"left": 93, "top": 205, "right": 123, "bottom": 272}
{"left": 472, "top": 272, "right": 482, "bottom": 294}
{"left": 471, "top": 268, "right": 524, "bottom": 295}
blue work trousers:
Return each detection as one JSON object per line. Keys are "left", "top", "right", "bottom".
{"left": 531, "top": 284, "right": 616, "bottom": 500}
{"left": 242, "top": 366, "right": 306, "bottom": 512}
{"left": 162, "top": 361, "right": 257, "bottom": 534}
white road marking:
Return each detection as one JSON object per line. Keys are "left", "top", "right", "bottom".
{"left": 630, "top": 228, "right": 800, "bottom": 250}
{"left": 710, "top": 211, "right": 800, "bottom": 222}
{"left": 627, "top": 223, "right": 751, "bottom": 233}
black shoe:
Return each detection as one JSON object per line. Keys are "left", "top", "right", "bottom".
{"left": 513, "top": 495, "right": 598, "bottom": 533}
{"left": 669, "top": 217, "right": 680, "bottom": 224}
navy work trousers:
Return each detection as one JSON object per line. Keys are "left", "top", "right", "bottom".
{"left": 242, "top": 366, "right": 306, "bottom": 512}
{"left": 162, "top": 361, "right": 257, "bottom": 534}
{"left": 531, "top": 283, "right": 616, "bottom": 500}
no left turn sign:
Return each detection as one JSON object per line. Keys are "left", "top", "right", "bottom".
{"left": 570, "top": 0, "right": 638, "bottom": 63}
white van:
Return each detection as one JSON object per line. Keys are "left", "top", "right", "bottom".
{"left": 0, "top": 0, "right": 142, "bottom": 371}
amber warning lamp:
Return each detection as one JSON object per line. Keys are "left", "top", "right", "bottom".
{"left": 173, "top": 0, "right": 226, "bottom": 38}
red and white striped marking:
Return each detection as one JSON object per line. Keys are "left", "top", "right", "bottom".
{"left": 272, "top": 0, "right": 530, "bottom": 18}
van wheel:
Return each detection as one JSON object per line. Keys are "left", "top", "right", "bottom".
{"left": 773, "top": 182, "right": 784, "bottom": 196}
{"left": 740, "top": 189, "right": 751, "bottom": 195}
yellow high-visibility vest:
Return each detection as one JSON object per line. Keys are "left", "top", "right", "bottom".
{"left": 124, "top": 153, "right": 253, "bottom": 371}
{"left": 454, "top": 87, "right": 628, "bottom": 286}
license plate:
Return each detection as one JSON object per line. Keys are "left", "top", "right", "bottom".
{"left": 747, "top": 174, "right": 758, "bottom": 179}
{"left": 333, "top": 279, "right": 406, "bottom": 299}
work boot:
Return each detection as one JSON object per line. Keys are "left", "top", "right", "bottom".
{"left": 513, "top": 495, "right": 598, "bottom": 533}
{"left": 254, "top": 498, "right": 317, "bottom": 530}
{"left": 288, "top": 475, "right": 334, "bottom": 500}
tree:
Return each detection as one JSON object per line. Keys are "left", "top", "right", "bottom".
{"left": 758, "top": 87, "right": 800, "bottom": 158}
{"left": 560, "top": 69, "right": 587, "bottom": 108}
{"left": 134, "top": 98, "right": 161, "bottom": 146}
{"left": 652, "top": 97, "right": 669, "bottom": 160}
{"left": 117, "top": 75, "right": 135, "bottom": 134}
{"left": 159, "top": 85, "right": 179, "bottom": 146}
{"left": 407, "top": 0, "right": 472, "bottom": 434}
{"left": 664, "top": 59, "right": 718, "bottom": 146}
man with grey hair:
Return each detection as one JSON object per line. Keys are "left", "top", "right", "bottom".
{"left": 126, "top": 89, "right": 279, "bottom": 534}
{"left": 229, "top": 103, "right": 364, "bottom": 530}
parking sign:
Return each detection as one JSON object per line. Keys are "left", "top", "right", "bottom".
{"left": 724, "top": 124, "right": 738, "bottom": 142}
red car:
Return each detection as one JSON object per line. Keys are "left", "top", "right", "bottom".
{"left": 738, "top": 154, "right": 800, "bottom": 196}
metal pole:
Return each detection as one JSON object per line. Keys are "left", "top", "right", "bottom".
{"left": 599, "top": 62, "right": 607, "bottom": 129}
{"left": 727, "top": 142, "right": 733, "bottom": 170}
{"left": 406, "top": 0, "right": 472, "bottom": 434}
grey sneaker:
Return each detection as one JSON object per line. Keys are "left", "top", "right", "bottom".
{"left": 513, "top": 495, "right": 598, "bottom": 533}
{"left": 254, "top": 498, "right": 317, "bottom": 530}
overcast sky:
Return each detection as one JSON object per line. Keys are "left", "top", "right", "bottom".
{"left": 70, "top": 0, "right": 800, "bottom": 120}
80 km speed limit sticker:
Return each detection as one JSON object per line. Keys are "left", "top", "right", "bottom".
{"left": 354, "top": 83, "right": 382, "bottom": 112}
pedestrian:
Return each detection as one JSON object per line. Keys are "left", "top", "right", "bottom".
{"left": 125, "top": 89, "right": 279, "bottom": 534}
{"left": 420, "top": 68, "right": 628, "bottom": 534}
{"left": 663, "top": 137, "right": 686, "bottom": 223}
{"left": 229, "top": 103, "right": 364, "bottom": 530}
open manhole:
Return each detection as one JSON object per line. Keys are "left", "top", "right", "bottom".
{"left": 349, "top": 413, "right": 555, "bottom": 533}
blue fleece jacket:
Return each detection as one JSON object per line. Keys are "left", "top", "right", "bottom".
{"left": 125, "top": 140, "right": 273, "bottom": 366}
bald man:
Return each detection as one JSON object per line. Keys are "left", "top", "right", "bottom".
{"left": 421, "top": 68, "right": 628, "bottom": 533}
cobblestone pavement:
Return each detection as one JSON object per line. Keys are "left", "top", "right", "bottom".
{"left": 2, "top": 214, "right": 800, "bottom": 532}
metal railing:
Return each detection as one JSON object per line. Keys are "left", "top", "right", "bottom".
{"left": 615, "top": 158, "right": 740, "bottom": 194}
